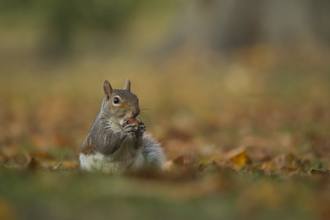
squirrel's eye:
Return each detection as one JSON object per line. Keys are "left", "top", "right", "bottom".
{"left": 113, "top": 97, "right": 120, "bottom": 104}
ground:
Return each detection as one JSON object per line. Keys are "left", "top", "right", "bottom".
{"left": 1, "top": 47, "right": 330, "bottom": 220}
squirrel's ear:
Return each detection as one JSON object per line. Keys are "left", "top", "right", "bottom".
{"left": 124, "top": 79, "right": 131, "bottom": 91}
{"left": 103, "top": 80, "right": 113, "bottom": 100}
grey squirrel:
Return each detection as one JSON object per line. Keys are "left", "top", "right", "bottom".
{"left": 79, "top": 79, "right": 164, "bottom": 173}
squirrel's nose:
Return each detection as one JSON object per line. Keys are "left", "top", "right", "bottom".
{"left": 132, "top": 109, "right": 140, "bottom": 118}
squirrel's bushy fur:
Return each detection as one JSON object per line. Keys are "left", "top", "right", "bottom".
{"left": 79, "top": 79, "right": 164, "bottom": 173}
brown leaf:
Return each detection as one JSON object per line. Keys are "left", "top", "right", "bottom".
{"left": 163, "top": 156, "right": 187, "bottom": 172}
{"left": 259, "top": 161, "right": 277, "bottom": 172}
{"left": 310, "top": 169, "right": 330, "bottom": 177}
{"left": 173, "top": 156, "right": 184, "bottom": 166}
{"left": 30, "top": 151, "right": 54, "bottom": 160}
{"left": 273, "top": 153, "right": 299, "bottom": 170}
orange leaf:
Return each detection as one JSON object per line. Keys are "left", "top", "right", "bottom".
{"left": 62, "top": 161, "right": 78, "bottom": 169}
{"left": 229, "top": 149, "right": 250, "bottom": 167}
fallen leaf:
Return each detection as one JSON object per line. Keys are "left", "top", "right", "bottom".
{"left": 30, "top": 151, "right": 54, "bottom": 160}
{"left": 229, "top": 149, "right": 251, "bottom": 167}
{"left": 62, "top": 161, "right": 78, "bottom": 169}
{"left": 173, "top": 156, "right": 184, "bottom": 166}
{"left": 53, "top": 161, "right": 78, "bottom": 170}
{"left": 259, "top": 161, "right": 277, "bottom": 172}
{"left": 273, "top": 153, "right": 299, "bottom": 169}
{"left": 310, "top": 169, "right": 330, "bottom": 177}
{"left": 163, "top": 160, "right": 174, "bottom": 172}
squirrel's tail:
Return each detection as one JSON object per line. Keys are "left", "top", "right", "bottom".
{"left": 142, "top": 133, "right": 165, "bottom": 171}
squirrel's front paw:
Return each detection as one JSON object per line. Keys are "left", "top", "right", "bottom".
{"left": 123, "top": 124, "right": 138, "bottom": 135}
{"left": 138, "top": 122, "right": 146, "bottom": 136}
{"left": 123, "top": 124, "right": 138, "bottom": 134}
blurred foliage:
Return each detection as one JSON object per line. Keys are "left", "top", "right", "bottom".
{"left": 170, "top": 0, "right": 330, "bottom": 52}
{"left": 0, "top": 0, "right": 157, "bottom": 54}
{"left": 0, "top": 0, "right": 144, "bottom": 28}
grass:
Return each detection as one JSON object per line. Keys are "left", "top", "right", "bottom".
{"left": 0, "top": 168, "right": 327, "bottom": 220}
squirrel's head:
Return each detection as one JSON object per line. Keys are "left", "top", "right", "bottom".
{"left": 102, "top": 79, "right": 140, "bottom": 124}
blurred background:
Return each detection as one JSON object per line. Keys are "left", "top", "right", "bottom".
{"left": 3, "top": 1, "right": 330, "bottom": 220}
{"left": 1, "top": 0, "right": 330, "bottom": 166}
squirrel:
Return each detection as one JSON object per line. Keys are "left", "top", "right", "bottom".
{"left": 79, "top": 79, "right": 164, "bottom": 173}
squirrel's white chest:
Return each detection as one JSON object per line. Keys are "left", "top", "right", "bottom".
{"left": 79, "top": 136, "right": 144, "bottom": 173}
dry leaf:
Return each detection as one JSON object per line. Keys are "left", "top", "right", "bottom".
{"left": 62, "top": 161, "right": 78, "bottom": 169}
{"left": 273, "top": 153, "right": 299, "bottom": 170}
{"left": 173, "top": 156, "right": 184, "bottom": 166}
{"left": 163, "top": 160, "right": 174, "bottom": 172}
{"left": 229, "top": 149, "right": 251, "bottom": 167}
{"left": 310, "top": 169, "right": 330, "bottom": 177}
{"left": 54, "top": 161, "right": 79, "bottom": 170}
{"left": 259, "top": 161, "right": 277, "bottom": 172}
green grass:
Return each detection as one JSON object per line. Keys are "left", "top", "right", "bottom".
{"left": 0, "top": 170, "right": 325, "bottom": 220}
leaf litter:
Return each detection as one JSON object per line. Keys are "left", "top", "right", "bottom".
{"left": 1, "top": 50, "right": 330, "bottom": 219}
